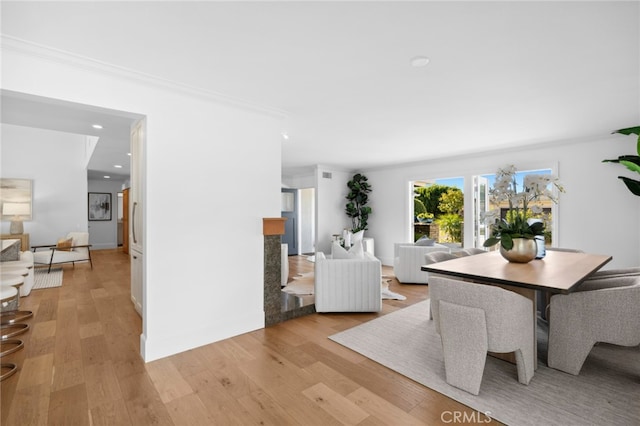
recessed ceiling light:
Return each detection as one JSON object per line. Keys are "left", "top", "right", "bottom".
{"left": 103, "top": 175, "right": 111, "bottom": 179}
{"left": 281, "top": 132, "right": 290, "bottom": 141}
{"left": 127, "top": 153, "right": 131, "bottom": 156}
{"left": 410, "top": 56, "right": 430, "bottom": 68}
{"left": 92, "top": 124, "right": 103, "bottom": 129}
{"left": 114, "top": 165, "right": 122, "bottom": 168}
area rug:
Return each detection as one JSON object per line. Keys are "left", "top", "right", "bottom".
{"left": 282, "top": 273, "right": 405, "bottom": 300}
{"left": 329, "top": 300, "right": 640, "bottom": 426}
{"left": 33, "top": 267, "right": 63, "bottom": 289}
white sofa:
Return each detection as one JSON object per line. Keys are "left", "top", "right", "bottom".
{"left": 0, "top": 240, "right": 35, "bottom": 297}
{"left": 314, "top": 251, "right": 382, "bottom": 312}
{"left": 393, "top": 242, "right": 450, "bottom": 284}
{"left": 1, "top": 250, "right": 35, "bottom": 297}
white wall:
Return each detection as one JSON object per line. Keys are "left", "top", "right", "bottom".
{"left": 2, "top": 38, "right": 284, "bottom": 361}
{"left": 1, "top": 124, "right": 89, "bottom": 245}
{"left": 315, "top": 166, "right": 354, "bottom": 254}
{"left": 299, "top": 188, "right": 315, "bottom": 254}
{"left": 88, "top": 178, "right": 128, "bottom": 249}
{"left": 364, "top": 136, "right": 640, "bottom": 270}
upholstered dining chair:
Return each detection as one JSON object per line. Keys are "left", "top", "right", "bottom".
{"left": 461, "top": 247, "right": 487, "bottom": 256}
{"left": 547, "top": 273, "right": 640, "bottom": 375}
{"left": 424, "top": 251, "right": 459, "bottom": 264}
{"left": 424, "top": 251, "right": 463, "bottom": 320}
{"left": 429, "top": 276, "right": 535, "bottom": 395}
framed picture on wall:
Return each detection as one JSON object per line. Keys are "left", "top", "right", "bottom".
{"left": 88, "top": 192, "right": 112, "bottom": 221}
{"left": 1, "top": 178, "right": 33, "bottom": 221}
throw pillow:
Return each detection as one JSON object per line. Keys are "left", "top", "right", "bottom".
{"left": 349, "top": 240, "right": 365, "bottom": 258}
{"left": 351, "top": 230, "right": 365, "bottom": 244}
{"left": 1, "top": 239, "right": 21, "bottom": 261}
{"left": 56, "top": 237, "right": 74, "bottom": 251}
{"left": 415, "top": 236, "right": 435, "bottom": 246}
{"left": 331, "top": 240, "right": 365, "bottom": 259}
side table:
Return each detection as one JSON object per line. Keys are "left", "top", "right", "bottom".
{"left": 0, "top": 234, "right": 29, "bottom": 251}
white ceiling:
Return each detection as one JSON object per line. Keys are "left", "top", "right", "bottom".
{"left": 1, "top": 1, "right": 638, "bottom": 177}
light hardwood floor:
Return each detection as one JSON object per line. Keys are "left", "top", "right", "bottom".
{"left": 1, "top": 249, "right": 501, "bottom": 425}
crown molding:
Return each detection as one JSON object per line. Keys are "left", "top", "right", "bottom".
{"left": 1, "top": 35, "right": 288, "bottom": 119}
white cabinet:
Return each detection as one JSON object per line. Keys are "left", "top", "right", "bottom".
{"left": 130, "top": 119, "right": 144, "bottom": 316}
{"left": 130, "top": 120, "right": 144, "bottom": 255}
{"left": 130, "top": 250, "right": 143, "bottom": 316}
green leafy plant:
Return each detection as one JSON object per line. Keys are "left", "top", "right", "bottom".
{"left": 414, "top": 198, "right": 427, "bottom": 216}
{"left": 414, "top": 184, "right": 451, "bottom": 217}
{"left": 483, "top": 165, "right": 564, "bottom": 251}
{"left": 436, "top": 213, "right": 462, "bottom": 243}
{"left": 345, "top": 173, "right": 372, "bottom": 232}
{"left": 603, "top": 126, "right": 640, "bottom": 196}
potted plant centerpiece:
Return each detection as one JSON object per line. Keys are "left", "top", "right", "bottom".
{"left": 483, "top": 165, "right": 564, "bottom": 263}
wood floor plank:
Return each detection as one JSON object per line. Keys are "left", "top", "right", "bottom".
{"left": 51, "top": 359, "right": 84, "bottom": 392}
{"left": 4, "top": 382, "right": 51, "bottom": 426}
{"left": 89, "top": 399, "right": 133, "bottom": 426}
{"left": 47, "top": 383, "right": 90, "bottom": 426}
{"left": 145, "top": 357, "right": 194, "bottom": 404}
{"left": 84, "top": 360, "right": 124, "bottom": 409}
{"left": 164, "top": 393, "right": 215, "bottom": 425}
{"left": 302, "top": 382, "right": 370, "bottom": 425}
{"left": 237, "top": 387, "right": 299, "bottom": 426}
{"left": 16, "top": 353, "right": 54, "bottom": 390}
{"left": 346, "top": 386, "right": 428, "bottom": 426}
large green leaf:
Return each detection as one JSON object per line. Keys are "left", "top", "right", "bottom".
{"left": 602, "top": 155, "right": 640, "bottom": 166}
{"left": 619, "top": 176, "right": 640, "bottom": 196}
{"left": 613, "top": 126, "right": 640, "bottom": 156}
{"left": 620, "top": 160, "right": 640, "bottom": 174}
{"left": 613, "top": 126, "right": 640, "bottom": 136}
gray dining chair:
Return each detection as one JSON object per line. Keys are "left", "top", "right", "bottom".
{"left": 429, "top": 276, "right": 535, "bottom": 395}
{"left": 547, "top": 273, "right": 640, "bottom": 375}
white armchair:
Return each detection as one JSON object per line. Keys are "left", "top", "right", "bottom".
{"left": 32, "top": 232, "right": 93, "bottom": 273}
{"left": 314, "top": 251, "right": 382, "bottom": 312}
{"left": 548, "top": 272, "right": 640, "bottom": 375}
{"left": 393, "top": 243, "right": 450, "bottom": 284}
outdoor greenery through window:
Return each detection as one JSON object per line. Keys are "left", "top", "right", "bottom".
{"left": 413, "top": 177, "right": 464, "bottom": 245}
{"left": 412, "top": 168, "right": 557, "bottom": 248}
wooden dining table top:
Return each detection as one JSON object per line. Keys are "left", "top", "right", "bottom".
{"left": 421, "top": 249, "right": 612, "bottom": 294}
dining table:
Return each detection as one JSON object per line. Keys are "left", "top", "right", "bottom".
{"left": 421, "top": 249, "right": 612, "bottom": 366}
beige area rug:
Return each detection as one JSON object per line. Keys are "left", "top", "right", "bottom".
{"left": 33, "top": 267, "right": 63, "bottom": 289}
{"left": 329, "top": 300, "right": 640, "bottom": 426}
{"left": 283, "top": 273, "right": 406, "bottom": 300}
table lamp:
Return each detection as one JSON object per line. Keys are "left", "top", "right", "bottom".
{"left": 2, "top": 202, "right": 30, "bottom": 234}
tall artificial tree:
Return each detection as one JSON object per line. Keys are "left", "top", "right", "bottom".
{"left": 345, "top": 173, "right": 372, "bottom": 232}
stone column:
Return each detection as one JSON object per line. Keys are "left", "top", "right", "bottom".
{"left": 263, "top": 218, "right": 287, "bottom": 326}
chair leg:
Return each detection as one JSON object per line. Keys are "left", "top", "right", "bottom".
{"left": 548, "top": 335, "right": 594, "bottom": 375}
{"left": 439, "top": 300, "right": 488, "bottom": 395}
{"left": 513, "top": 346, "right": 535, "bottom": 385}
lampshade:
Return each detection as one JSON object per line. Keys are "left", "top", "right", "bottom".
{"left": 2, "top": 202, "right": 31, "bottom": 216}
